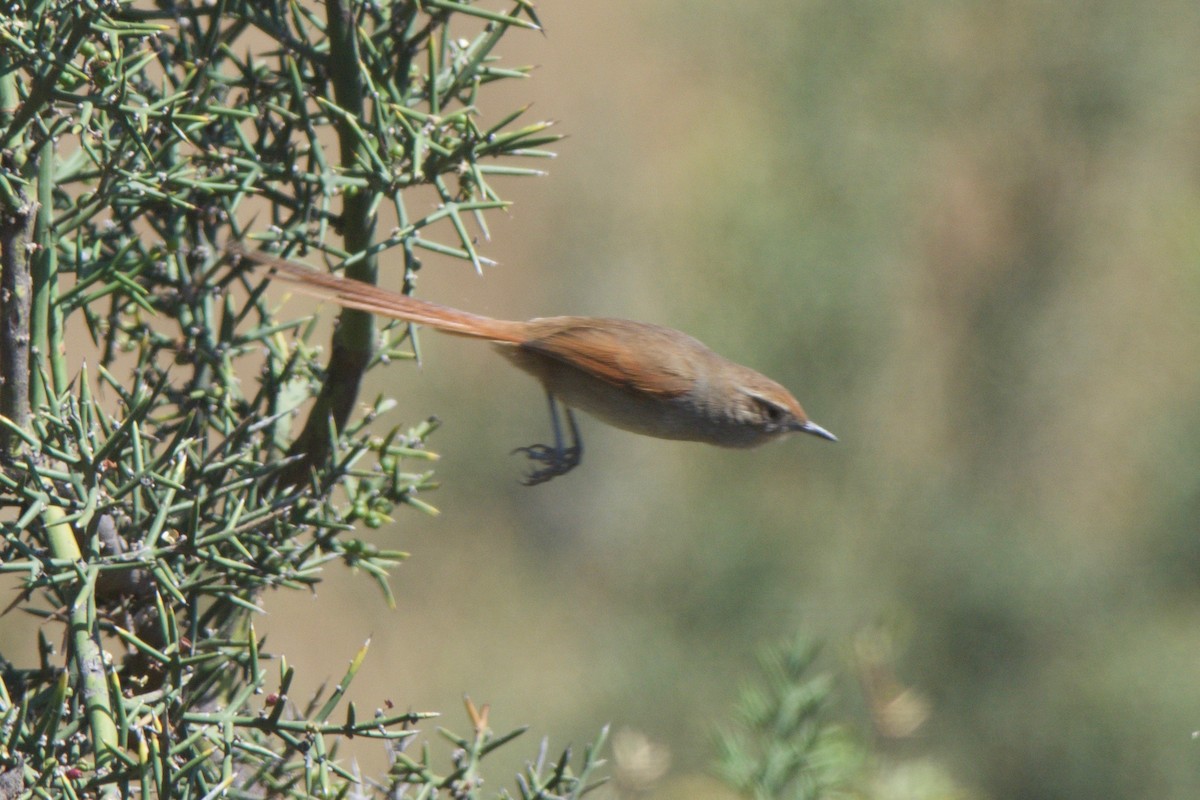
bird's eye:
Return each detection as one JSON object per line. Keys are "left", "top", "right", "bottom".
{"left": 755, "top": 397, "right": 786, "bottom": 425}
{"left": 740, "top": 388, "right": 792, "bottom": 429}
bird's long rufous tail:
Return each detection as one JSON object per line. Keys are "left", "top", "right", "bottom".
{"left": 229, "top": 245, "right": 524, "bottom": 343}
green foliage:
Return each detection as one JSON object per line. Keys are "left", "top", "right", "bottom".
{"left": 715, "top": 636, "right": 862, "bottom": 800}
{"left": 0, "top": 0, "right": 602, "bottom": 797}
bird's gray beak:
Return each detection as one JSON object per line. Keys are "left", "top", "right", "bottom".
{"left": 796, "top": 419, "right": 838, "bottom": 442}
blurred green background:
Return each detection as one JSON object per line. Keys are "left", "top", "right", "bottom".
{"left": 20, "top": 0, "right": 1197, "bottom": 797}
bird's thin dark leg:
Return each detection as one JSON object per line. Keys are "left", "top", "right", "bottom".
{"left": 512, "top": 393, "right": 583, "bottom": 485}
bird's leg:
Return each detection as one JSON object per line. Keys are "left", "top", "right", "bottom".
{"left": 512, "top": 393, "right": 583, "bottom": 485}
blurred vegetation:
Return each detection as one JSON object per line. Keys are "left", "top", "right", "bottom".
{"left": 654, "top": 3, "right": 1200, "bottom": 797}
{"left": 715, "top": 636, "right": 861, "bottom": 800}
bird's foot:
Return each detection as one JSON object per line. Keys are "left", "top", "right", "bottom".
{"left": 512, "top": 443, "right": 582, "bottom": 485}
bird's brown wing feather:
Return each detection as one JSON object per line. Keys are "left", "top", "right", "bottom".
{"left": 519, "top": 320, "right": 697, "bottom": 399}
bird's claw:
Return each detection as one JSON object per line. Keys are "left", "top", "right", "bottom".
{"left": 512, "top": 443, "right": 582, "bottom": 485}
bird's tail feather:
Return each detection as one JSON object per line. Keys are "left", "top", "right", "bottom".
{"left": 229, "top": 245, "right": 524, "bottom": 343}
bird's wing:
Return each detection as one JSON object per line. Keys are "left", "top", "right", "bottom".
{"left": 519, "top": 319, "right": 697, "bottom": 399}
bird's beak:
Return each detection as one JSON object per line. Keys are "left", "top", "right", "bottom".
{"left": 796, "top": 419, "right": 838, "bottom": 442}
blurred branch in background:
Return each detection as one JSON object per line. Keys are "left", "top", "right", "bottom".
{"left": 713, "top": 633, "right": 975, "bottom": 800}
{"left": 715, "top": 635, "right": 862, "bottom": 800}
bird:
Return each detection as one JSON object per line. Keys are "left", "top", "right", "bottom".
{"left": 229, "top": 246, "right": 836, "bottom": 484}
